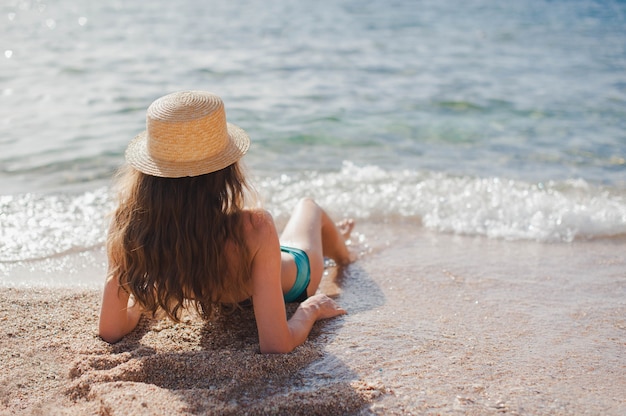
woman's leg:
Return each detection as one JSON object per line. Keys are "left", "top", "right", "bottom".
{"left": 280, "top": 198, "right": 354, "bottom": 296}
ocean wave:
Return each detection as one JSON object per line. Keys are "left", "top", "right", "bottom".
{"left": 1, "top": 163, "right": 625, "bottom": 262}
{"left": 259, "top": 162, "right": 626, "bottom": 243}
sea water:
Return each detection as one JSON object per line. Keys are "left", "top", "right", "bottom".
{"left": 1, "top": 0, "right": 626, "bottom": 286}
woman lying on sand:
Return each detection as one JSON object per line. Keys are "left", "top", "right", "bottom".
{"left": 99, "top": 91, "right": 354, "bottom": 353}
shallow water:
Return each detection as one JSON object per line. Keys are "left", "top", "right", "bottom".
{"left": 1, "top": 0, "right": 626, "bottom": 283}
{"left": 3, "top": 0, "right": 625, "bottom": 186}
{"left": 309, "top": 225, "right": 626, "bottom": 413}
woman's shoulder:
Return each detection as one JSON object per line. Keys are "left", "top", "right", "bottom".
{"left": 239, "top": 208, "right": 277, "bottom": 255}
{"left": 240, "top": 208, "right": 276, "bottom": 235}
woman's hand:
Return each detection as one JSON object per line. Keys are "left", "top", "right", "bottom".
{"left": 301, "top": 294, "right": 347, "bottom": 320}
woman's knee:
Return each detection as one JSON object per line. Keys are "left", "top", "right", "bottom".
{"left": 296, "top": 197, "right": 320, "bottom": 212}
{"left": 289, "top": 198, "right": 322, "bottom": 225}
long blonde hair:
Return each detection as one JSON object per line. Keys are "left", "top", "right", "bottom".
{"left": 107, "top": 162, "right": 254, "bottom": 321}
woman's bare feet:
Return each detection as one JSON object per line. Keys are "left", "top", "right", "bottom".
{"left": 337, "top": 219, "right": 355, "bottom": 241}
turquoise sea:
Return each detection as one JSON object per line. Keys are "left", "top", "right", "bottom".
{"left": 1, "top": 0, "right": 626, "bottom": 282}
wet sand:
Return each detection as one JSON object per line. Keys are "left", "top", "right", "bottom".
{"left": 1, "top": 224, "right": 625, "bottom": 415}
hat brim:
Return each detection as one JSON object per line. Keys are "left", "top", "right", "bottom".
{"left": 125, "top": 123, "right": 250, "bottom": 178}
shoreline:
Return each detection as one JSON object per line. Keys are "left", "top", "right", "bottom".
{"left": 1, "top": 228, "right": 625, "bottom": 415}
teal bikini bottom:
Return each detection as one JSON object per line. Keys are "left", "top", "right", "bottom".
{"left": 281, "top": 246, "right": 311, "bottom": 303}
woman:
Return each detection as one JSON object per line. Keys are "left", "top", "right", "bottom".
{"left": 98, "top": 91, "right": 354, "bottom": 353}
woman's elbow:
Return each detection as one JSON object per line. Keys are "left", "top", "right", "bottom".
{"left": 99, "top": 329, "right": 123, "bottom": 343}
{"left": 98, "top": 323, "right": 125, "bottom": 344}
{"left": 260, "top": 346, "right": 295, "bottom": 354}
{"left": 259, "top": 340, "right": 296, "bottom": 354}
{"left": 99, "top": 332, "right": 122, "bottom": 344}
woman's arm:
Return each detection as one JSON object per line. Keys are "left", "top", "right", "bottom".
{"left": 98, "top": 272, "right": 142, "bottom": 343}
{"left": 249, "top": 210, "right": 346, "bottom": 353}
{"left": 277, "top": 293, "right": 347, "bottom": 352}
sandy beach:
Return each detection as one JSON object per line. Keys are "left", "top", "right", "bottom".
{"left": 1, "top": 224, "right": 624, "bottom": 415}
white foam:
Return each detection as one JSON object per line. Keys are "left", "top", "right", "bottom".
{"left": 258, "top": 162, "right": 626, "bottom": 243}
{"left": 0, "top": 187, "right": 113, "bottom": 262}
{"left": 1, "top": 164, "right": 624, "bottom": 268}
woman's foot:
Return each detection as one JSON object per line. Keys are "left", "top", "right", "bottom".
{"left": 337, "top": 219, "right": 355, "bottom": 241}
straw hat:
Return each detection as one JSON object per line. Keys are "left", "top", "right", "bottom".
{"left": 125, "top": 91, "right": 250, "bottom": 178}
